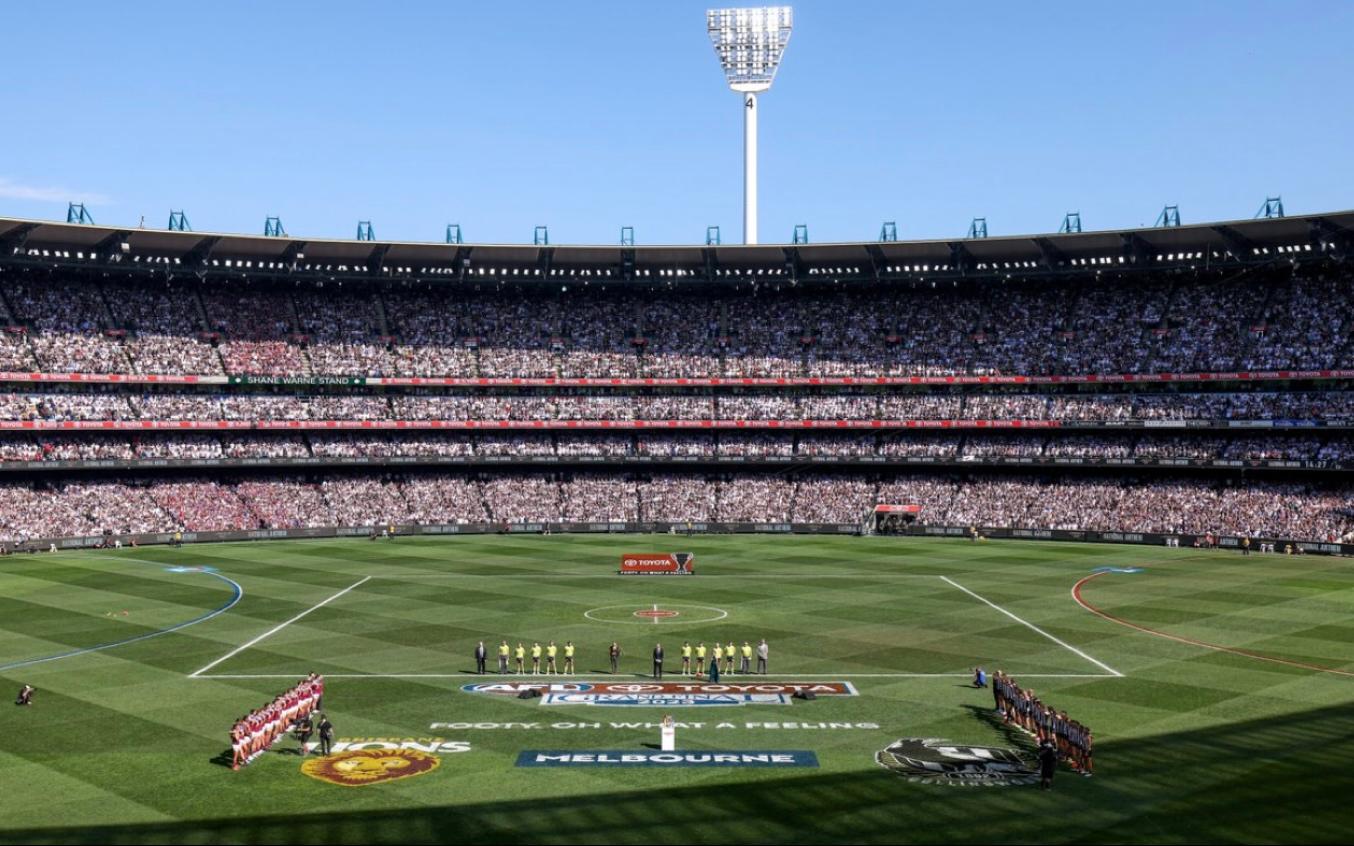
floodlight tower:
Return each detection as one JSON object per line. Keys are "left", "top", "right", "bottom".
{"left": 707, "top": 6, "right": 793, "bottom": 245}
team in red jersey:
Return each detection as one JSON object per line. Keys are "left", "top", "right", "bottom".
{"left": 992, "top": 670, "right": 1094, "bottom": 776}
{"left": 230, "top": 674, "right": 324, "bottom": 770}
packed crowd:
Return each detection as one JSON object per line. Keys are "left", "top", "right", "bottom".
{"left": 3, "top": 271, "right": 1353, "bottom": 378}
{"left": 3, "top": 389, "right": 1352, "bottom": 423}
{"left": 1, "top": 432, "right": 1350, "bottom": 464}
{"left": 1, "top": 473, "right": 1350, "bottom": 544}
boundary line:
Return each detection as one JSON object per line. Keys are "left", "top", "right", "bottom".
{"left": 0, "top": 572, "right": 244, "bottom": 673}
{"left": 1072, "top": 571, "right": 1354, "bottom": 679}
{"left": 188, "top": 576, "right": 370, "bottom": 678}
{"left": 939, "top": 575, "right": 1123, "bottom": 677}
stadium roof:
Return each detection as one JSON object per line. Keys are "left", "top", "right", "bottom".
{"left": 2, "top": 210, "right": 1351, "bottom": 284}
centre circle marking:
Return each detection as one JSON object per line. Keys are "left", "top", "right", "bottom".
{"left": 583, "top": 604, "right": 729, "bottom": 625}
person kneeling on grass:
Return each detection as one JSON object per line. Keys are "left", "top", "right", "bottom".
{"left": 972, "top": 667, "right": 987, "bottom": 688}
{"left": 15, "top": 684, "right": 34, "bottom": 706}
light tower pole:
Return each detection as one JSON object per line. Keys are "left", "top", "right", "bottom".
{"left": 707, "top": 7, "right": 793, "bottom": 245}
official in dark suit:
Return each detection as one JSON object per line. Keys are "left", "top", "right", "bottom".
{"left": 652, "top": 643, "right": 664, "bottom": 679}
{"left": 474, "top": 641, "right": 487, "bottom": 674}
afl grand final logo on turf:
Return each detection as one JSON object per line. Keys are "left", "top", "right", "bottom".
{"left": 876, "top": 738, "right": 1037, "bottom": 787}
{"left": 301, "top": 748, "right": 440, "bottom": 787}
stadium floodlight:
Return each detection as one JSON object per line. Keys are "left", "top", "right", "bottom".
{"left": 707, "top": 6, "right": 793, "bottom": 245}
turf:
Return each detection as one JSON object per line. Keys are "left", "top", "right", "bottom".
{"left": 1, "top": 534, "right": 1352, "bottom": 844}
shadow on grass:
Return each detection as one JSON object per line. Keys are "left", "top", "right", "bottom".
{"left": 961, "top": 704, "right": 1038, "bottom": 752}
{"left": 207, "top": 748, "right": 234, "bottom": 769}
{"left": 4, "top": 703, "right": 1353, "bottom": 844}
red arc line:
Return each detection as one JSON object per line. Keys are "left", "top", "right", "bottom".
{"left": 1071, "top": 571, "right": 1354, "bottom": 678}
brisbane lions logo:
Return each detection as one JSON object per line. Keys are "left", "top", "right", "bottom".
{"left": 301, "top": 749, "right": 440, "bottom": 787}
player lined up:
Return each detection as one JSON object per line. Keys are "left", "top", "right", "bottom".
{"left": 476, "top": 639, "right": 770, "bottom": 676}
{"left": 230, "top": 674, "right": 324, "bottom": 770}
{"left": 691, "top": 640, "right": 769, "bottom": 677}
{"left": 487, "top": 641, "right": 577, "bottom": 675}
{"left": 991, "top": 670, "right": 1094, "bottom": 776}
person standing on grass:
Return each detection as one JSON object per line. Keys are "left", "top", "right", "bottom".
{"left": 295, "top": 713, "right": 314, "bottom": 755}
{"left": 563, "top": 641, "right": 575, "bottom": 675}
{"left": 695, "top": 642, "right": 707, "bottom": 677}
{"left": 317, "top": 714, "right": 335, "bottom": 757}
{"left": 609, "top": 641, "right": 622, "bottom": 675}
{"left": 756, "top": 639, "right": 768, "bottom": 674}
{"left": 712, "top": 642, "right": 723, "bottom": 676}
{"left": 740, "top": 641, "right": 753, "bottom": 674}
{"left": 546, "top": 641, "right": 558, "bottom": 675}
{"left": 652, "top": 642, "right": 665, "bottom": 679}
{"left": 475, "top": 641, "right": 487, "bottom": 675}
{"left": 231, "top": 717, "right": 246, "bottom": 770}
{"left": 1038, "top": 738, "right": 1058, "bottom": 790}
{"left": 515, "top": 642, "right": 526, "bottom": 675}
{"left": 531, "top": 642, "right": 542, "bottom": 674}
{"left": 725, "top": 641, "right": 736, "bottom": 675}
{"left": 681, "top": 641, "right": 692, "bottom": 675}
{"left": 498, "top": 640, "right": 510, "bottom": 674}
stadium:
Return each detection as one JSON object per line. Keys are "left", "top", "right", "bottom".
{"left": 2, "top": 4, "right": 1352, "bottom": 844}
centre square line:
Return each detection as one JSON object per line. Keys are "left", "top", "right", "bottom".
{"left": 188, "top": 576, "right": 371, "bottom": 678}
{"left": 939, "top": 575, "right": 1122, "bottom": 677}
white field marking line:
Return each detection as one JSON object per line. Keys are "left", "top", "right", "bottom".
{"left": 938, "top": 575, "right": 1124, "bottom": 678}
{"left": 191, "top": 672, "right": 1116, "bottom": 680}
{"left": 187, "top": 576, "right": 371, "bottom": 678}
{"left": 383, "top": 573, "right": 944, "bottom": 578}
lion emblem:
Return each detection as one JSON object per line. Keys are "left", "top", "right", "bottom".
{"left": 301, "top": 748, "right": 440, "bottom": 786}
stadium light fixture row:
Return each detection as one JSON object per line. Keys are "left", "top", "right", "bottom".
{"left": 7, "top": 242, "right": 1327, "bottom": 278}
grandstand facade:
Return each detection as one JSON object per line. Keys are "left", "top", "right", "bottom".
{"left": 1, "top": 212, "right": 1351, "bottom": 552}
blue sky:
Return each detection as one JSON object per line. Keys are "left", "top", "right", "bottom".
{"left": 3, "top": 1, "right": 1352, "bottom": 245}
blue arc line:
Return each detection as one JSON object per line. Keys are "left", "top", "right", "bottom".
{"left": 0, "top": 571, "right": 243, "bottom": 673}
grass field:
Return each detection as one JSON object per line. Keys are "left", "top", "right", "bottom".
{"left": 1, "top": 534, "right": 1352, "bottom": 844}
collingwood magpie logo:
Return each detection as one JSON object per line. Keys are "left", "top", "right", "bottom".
{"left": 876, "top": 738, "right": 1037, "bottom": 787}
